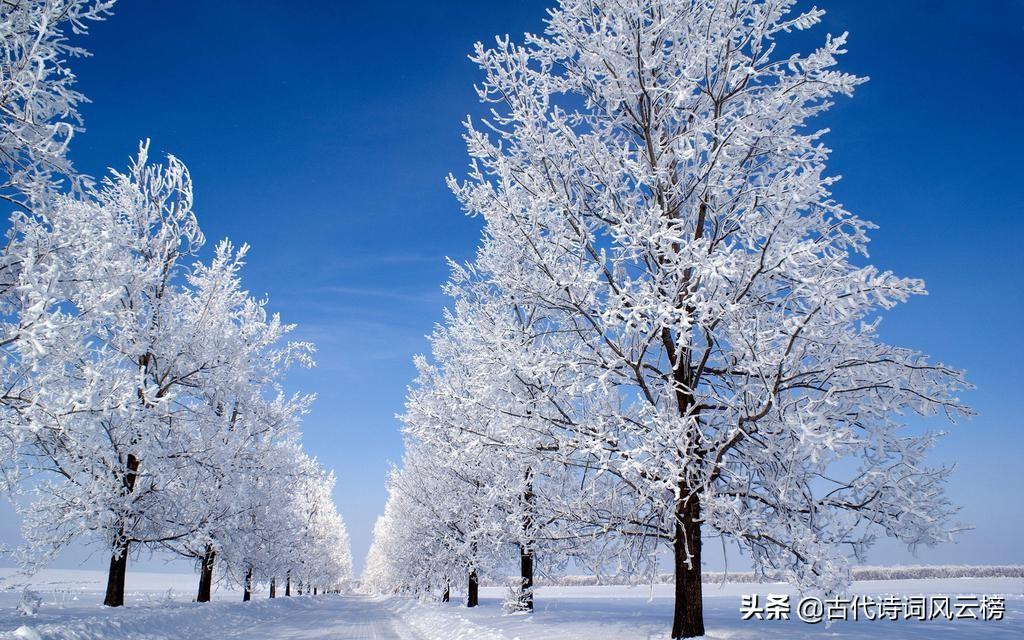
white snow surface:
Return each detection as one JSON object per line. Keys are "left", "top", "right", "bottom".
{"left": 1, "top": 569, "right": 1021, "bottom": 639}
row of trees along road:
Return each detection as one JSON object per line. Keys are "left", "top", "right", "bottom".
{"left": 365, "top": 0, "right": 971, "bottom": 638}
{"left": 0, "top": 0, "right": 352, "bottom": 606}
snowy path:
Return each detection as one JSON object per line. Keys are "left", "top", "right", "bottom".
{"left": 0, "top": 595, "right": 424, "bottom": 640}
{"left": 211, "top": 595, "right": 422, "bottom": 640}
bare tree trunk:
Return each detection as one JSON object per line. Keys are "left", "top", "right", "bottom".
{"left": 313, "top": 586, "right": 318, "bottom": 596}
{"left": 269, "top": 577, "right": 276, "bottom": 599}
{"left": 442, "top": 582, "right": 450, "bottom": 603}
{"left": 103, "top": 538, "right": 129, "bottom": 607}
{"left": 285, "top": 571, "right": 292, "bottom": 596}
{"left": 518, "top": 470, "right": 535, "bottom": 613}
{"left": 519, "top": 544, "right": 534, "bottom": 612}
{"left": 197, "top": 545, "right": 216, "bottom": 603}
{"left": 467, "top": 570, "right": 478, "bottom": 608}
{"left": 660, "top": 309, "right": 706, "bottom": 638}
{"left": 671, "top": 492, "right": 704, "bottom": 639}
{"left": 243, "top": 566, "right": 253, "bottom": 602}
{"left": 103, "top": 453, "right": 140, "bottom": 608}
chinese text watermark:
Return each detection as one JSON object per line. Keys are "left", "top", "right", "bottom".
{"left": 740, "top": 594, "right": 1006, "bottom": 624}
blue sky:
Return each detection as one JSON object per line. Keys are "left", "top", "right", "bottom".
{"left": 2, "top": 1, "right": 1021, "bottom": 575}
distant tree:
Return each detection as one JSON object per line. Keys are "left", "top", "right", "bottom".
{"left": 364, "top": 439, "right": 512, "bottom": 605}
{"left": 272, "top": 456, "right": 352, "bottom": 595}
{"left": 397, "top": 281, "right": 628, "bottom": 611}
{"left": 151, "top": 240, "right": 316, "bottom": 602}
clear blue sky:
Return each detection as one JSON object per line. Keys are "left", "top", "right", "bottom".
{"left": 2, "top": 1, "right": 1021, "bottom": 575}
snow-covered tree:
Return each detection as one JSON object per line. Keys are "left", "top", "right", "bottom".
{"left": 150, "top": 240, "right": 316, "bottom": 602}
{"left": 207, "top": 442, "right": 304, "bottom": 600}
{"left": 436, "top": 0, "right": 971, "bottom": 636}
{"left": 0, "top": 0, "right": 114, "bottom": 206}
{"left": 3, "top": 144, "right": 349, "bottom": 607}
{"left": 271, "top": 454, "right": 352, "bottom": 596}
{"left": 394, "top": 277, "right": 634, "bottom": 611}
{"left": 364, "top": 440, "right": 508, "bottom": 605}
{"left": 0, "top": 0, "right": 113, "bottom": 454}
{"left": 6, "top": 144, "right": 210, "bottom": 606}
{"left": 0, "top": 2, "right": 353, "bottom": 611}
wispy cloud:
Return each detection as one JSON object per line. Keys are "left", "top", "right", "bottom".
{"left": 311, "top": 252, "right": 450, "bottom": 273}
{"left": 313, "top": 285, "right": 443, "bottom": 304}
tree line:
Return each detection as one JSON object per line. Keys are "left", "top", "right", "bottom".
{"left": 0, "top": 0, "right": 352, "bottom": 606}
{"left": 364, "top": 0, "right": 970, "bottom": 638}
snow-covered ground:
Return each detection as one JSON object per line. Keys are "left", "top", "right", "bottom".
{"left": 401, "top": 580, "right": 1024, "bottom": 639}
{"left": 1, "top": 569, "right": 1020, "bottom": 639}
{"left": 0, "top": 569, "right": 421, "bottom": 639}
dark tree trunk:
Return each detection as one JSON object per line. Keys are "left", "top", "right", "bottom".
{"left": 662, "top": 306, "right": 707, "bottom": 638}
{"left": 197, "top": 545, "right": 216, "bottom": 603}
{"left": 442, "top": 583, "right": 450, "bottom": 603}
{"left": 103, "top": 454, "right": 139, "bottom": 608}
{"left": 297, "top": 582, "right": 303, "bottom": 596}
{"left": 519, "top": 544, "right": 534, "bottom": 612}
{"left": 467, "top": 570, "right": 479, "bottom": 608}
{"left": 103, "top": 539, "right": 130, "bottom": 607}
{"left": 269, "top": 577, "right": 276, "bottom": 598}
{"left": 285, "top": 572, "right": 292, "bottom": 596}
{"left": 313, "top": 586, "right": 318, "bottom": 596}
{"left": 518, "top": 470, "right": 535, "bottom": 613}
{"left": 671, "top": 493, "right": 704, "bottom": 639}
{"left": 243, "top": 567, "right": 253, "bottom": 601}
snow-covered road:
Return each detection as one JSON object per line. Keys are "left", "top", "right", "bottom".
{"left": 0, "top": 595, "right": 424, "bottom": 640}
{"left": 206, "top": 596, "right": 423, "bottom": 640}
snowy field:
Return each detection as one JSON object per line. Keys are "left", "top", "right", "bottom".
{"left": 1, "top": 569, "right": 1020, "bottom": 639}
{"left": 414, "top": 581, "right": 1024, "bottom": 640}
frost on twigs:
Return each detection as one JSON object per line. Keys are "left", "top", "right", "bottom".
{"left": 502, "top": 580, "right": 534, "bottom": 615}
{"left": 17, "top": 589, "right": 42, "bottom": 616}
{"left": 0, "top": 0, "right": 116, "bottom": 206}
